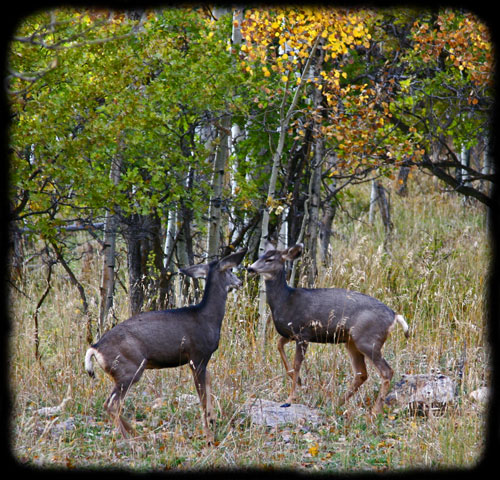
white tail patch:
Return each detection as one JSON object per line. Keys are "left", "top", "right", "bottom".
{"left": 394, "top": 314, "right": 409, "bottom": 338}
{"left": 85, "top": 347, "right": 106, "bottom": 377}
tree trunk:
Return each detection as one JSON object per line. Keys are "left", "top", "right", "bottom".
{"left": 319, "top": 187, "right": 336, "bottom": 266}
{"left": 162, "top": 207, "right": 179, "bottom": 307}
{"left": 122, "top": 211, "right": 164, "bottom": 316}
{"left": 396, "top": 162, "right": 410, "bottom": 197}
{"left": 480, "top": 139, "right": 492, "bottom": 194}
{"left": 369, "top": 179, "right": 377, "bottom": 224}
{"left": 206, "top": 8, "right": 237, "bottom": 259}
{"left": 150, "top": 214, "right": 167, "bottom": 310}
{"left": 460, "top": 146, "right": 471, "bottom": 205}
{"left": 286, "top": 134, "right": 310, "bottom": 248}
{"left": 123, "top": 213, "right": 145, "bottom": 316}
{"left": 319, "top": 201, "right": 336, "bottom": 263}
{"left": 207, "top": 113, "right": 231, "bottom": 259}
{"left": 305, "top": 42, "right": 326, "bottom": 284}
{"left": 98, "top": 154, "right": 122, "bottom": 335}
{"left": 374, "top": 180, "right": 393, "bottom": 245}
{"left": 305, "top": 153, "right": 322, "bottom": 285}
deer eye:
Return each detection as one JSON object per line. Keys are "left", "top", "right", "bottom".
{"left": 265, "top": 256, "right": 274, "bottom": 263}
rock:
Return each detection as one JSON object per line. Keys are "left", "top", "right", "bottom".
{"left": 178, "top": 393, "right": 199, "bottom": 405}
{"left": 385, "top": 373, "right": 456, "bottom": 415}
{"left": 243, "top": 398, "right": 323, "bottom": 427}
{"left": 35, "top": 397, "right": 71, "bottom": 417}
{"left": 469, "top": 387, "right": 489, "bottom": 404}
{"left": 50, "top": 418, "right": 76, "bottom": 437}
{"left": 152, "top": 394, "right": 199, "bottom": 410}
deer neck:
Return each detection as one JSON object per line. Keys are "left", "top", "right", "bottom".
{"left": 200, "top": 273, "right": 228, "bottom": 324}
{"left": 265, "top": 268, "right": 292, "bottom": 312}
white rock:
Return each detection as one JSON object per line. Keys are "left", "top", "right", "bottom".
{"left": 243, "top": 398, "right": 322, "bottom": 427}
{"left": 35, "top": 397, "right": 71, "bottom": 417}
{"left": 469, "top": 387, "right": 489, "bottom": 404}
{"left": 385, "top": 373, "right": 456, "bottom": 414}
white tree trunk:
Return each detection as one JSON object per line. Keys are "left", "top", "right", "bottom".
{"left": 98, "top": 154, "right": 122, "bottom": 335}
{"left": 207, "top": 113, "right": 231, "bottom": 259}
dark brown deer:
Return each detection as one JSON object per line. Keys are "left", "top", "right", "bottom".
{"left": 85, "top": 249, "right": 246, "bottom": 443}
{"left": 247, "top": 242, "right": 408, "bottom": 414}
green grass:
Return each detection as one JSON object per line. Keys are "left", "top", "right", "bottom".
{"left": 9, "top": 176, "right": 490, "bottom": 471}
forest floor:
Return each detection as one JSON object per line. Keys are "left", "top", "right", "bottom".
{"left": 8, "top": 177, "right": 491, "bottom": 472}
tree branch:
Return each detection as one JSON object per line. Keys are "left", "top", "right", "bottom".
{"left": 419, "top": 154, "right": 494, "bottom": 208}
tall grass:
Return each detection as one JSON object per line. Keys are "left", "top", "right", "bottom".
{"left": 9, "top": 177, "right": 490, "bottom": 471}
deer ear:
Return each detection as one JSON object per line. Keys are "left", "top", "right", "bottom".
{"left": 180, "top": 263, "right": 211, "bottom": 279}
{"left": 218, "top": 248, "right": 247, "bottom": 271}
{"left": 282, "top": 243, "right": 303, "bottom": 261}
{"left": 263, "top": 240, "right": 276, "bottom": 254}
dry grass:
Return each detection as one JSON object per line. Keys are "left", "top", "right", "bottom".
{"left": 8, "top": 177, "right": 490, "bottom": 471}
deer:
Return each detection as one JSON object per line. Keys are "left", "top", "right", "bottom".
{"left": 247, "top": 241, "right": 408, "bottom": 415}
{"left": 85, "top": 248, "right": 247, "bottom": 444}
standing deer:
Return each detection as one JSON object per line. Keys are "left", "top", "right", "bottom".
{"left": 85, "top": 249, "right": 246, "bottom": 443}
{"left": 247, "top": 242, "right": 408, "bottom": 414}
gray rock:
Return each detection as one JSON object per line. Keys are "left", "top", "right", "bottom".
{"left": 50, "top": 418, "right": 76, "bottom": 437}
{"left": 385, "top": 373, "right": 456, "bottom": 414}
{"left": 243, "top": 398, "right": 323, "bottom": 427}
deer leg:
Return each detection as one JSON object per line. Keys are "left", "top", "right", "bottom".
{"left": 367, "top": 353, "right": 393, "bottom": 415}
{"left": 204, "top": 369, "right": 215, "bottom": 428}
{"left": 104, "top": 385, "right": 135, "bottom": 438}
{"left": 104, "top": 360, "right": 146, "bottom": 438}
{"left": 277, "top": 336, "right": 302, "bottom": 386}
{"left": 339, "top": 341, "right": 368, "bottom": 407}
{"left": 283, "top": 340, "right": 308, "bottom": 406}
{"left": 190, "top": 361, "right": 215, "bottom": 445}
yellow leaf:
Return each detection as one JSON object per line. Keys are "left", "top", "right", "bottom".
{"left": 308, "top": 443, "right": 319, "bottom": 456}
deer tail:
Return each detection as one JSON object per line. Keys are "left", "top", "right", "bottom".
{"left": 395, "top": 314, "right": 409, "bottom": 339}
